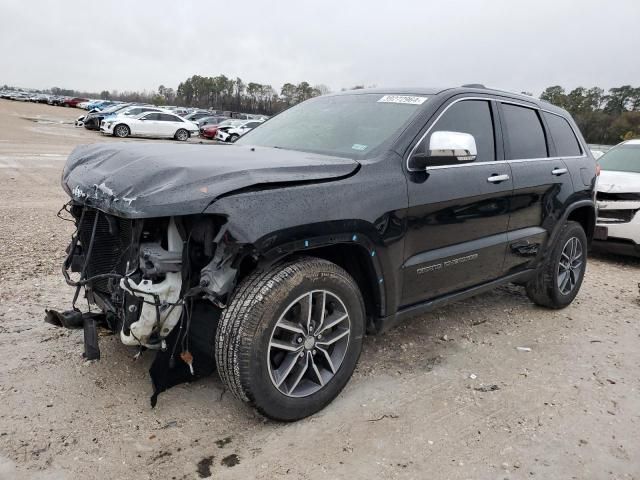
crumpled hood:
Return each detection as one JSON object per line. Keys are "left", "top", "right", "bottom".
{"left": 597, "top": 170, "right": 640, "bottom": 194}
{"left": 62, "top": 142, "right": 359, "bottom": 218}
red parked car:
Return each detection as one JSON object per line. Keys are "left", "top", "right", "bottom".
{"left": 200, "top": 124, "right": 221, "bottom": 139}
{"left": 200, "top": 119, "right": 244, "bottom": 140}
{"left": 63, "top": 97, "right": 89, "bottom": 108}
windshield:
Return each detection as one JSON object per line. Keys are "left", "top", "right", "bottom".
{"left": 598, "top": 144, "right": 640, "bottom": 173}
{"left": 236, "top": 93, "right": 429, "bottom": 157}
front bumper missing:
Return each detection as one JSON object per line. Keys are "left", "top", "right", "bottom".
{"left": 51, "top": 204, "right": 245, "bottom": 406}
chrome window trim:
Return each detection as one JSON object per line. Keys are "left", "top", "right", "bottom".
{"left": 406, "top": 96, "right": 587, "bottom": 172}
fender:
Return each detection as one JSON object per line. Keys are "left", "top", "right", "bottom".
{"left": 547, "top": 198, "right": 596, "bottom": 253}
{"left": 259, "top": 229, "right": 388, "bottom": 312}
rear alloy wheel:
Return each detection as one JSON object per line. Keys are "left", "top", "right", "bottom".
{"left": 215, "top": 257, "right": 364, "bottom": 421}
{"left": 526, "top": 221, "right": 587, "bottom": 308}
{"left": 557, "top": 236, "right": 584, "bottom": 295}
{"left": 175, "top": 129, "right": 189, "bottom": 141}
{"left": 114, "top": 124, "right": 130, "bottom": 138}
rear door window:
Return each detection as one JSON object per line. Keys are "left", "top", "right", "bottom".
{"left": 542, "top": 112, "right": 582, "bottom": 157}
{"left": 501, "top": 104, "right": 548, "bottom": 159}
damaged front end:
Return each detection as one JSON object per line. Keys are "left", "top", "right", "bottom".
{"left": 50, "top": 202, "right": 246, "bottom": 406}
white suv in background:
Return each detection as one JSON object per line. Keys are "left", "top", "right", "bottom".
{"left": 594, "top": 139, "right": 640, "bottom": 255}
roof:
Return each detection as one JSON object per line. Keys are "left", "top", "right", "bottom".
{"left": 329, "top": 87, "right": 447, "bottom": 96}
{"left": 324, "top": 85, "right": 570, "bottom": 117}
{"left": 329, "top": 85, "right": 543, "bottom": 104}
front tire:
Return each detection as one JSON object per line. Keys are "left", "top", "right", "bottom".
{"left": 215, "top": 257, "right": 365, "bottom": 421}
{"left": 175, "top": 129, "right": 189, "bottom": 141}
{"left": 526, "top": 221, "right": 587, "bottom": 308}
{"left": 114, "top": 124, "right": 130, "bottom": 138}
{"left": 228, "top": 134, "right": 239, "bottom": 143}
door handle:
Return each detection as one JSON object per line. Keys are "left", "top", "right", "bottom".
{"left": 551, "top": 167, "right": 568, "bottom": 176}
{"left": 487, "top": 174, "right": 510, "bottom": 183}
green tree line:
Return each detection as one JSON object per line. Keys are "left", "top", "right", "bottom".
{"left": 174, "top": 75, "right": 329, "bottom": 114}
{"left": 540, "top": 85, "right": 640, "bottom": 144}
{"left": 33, "top": 76, "right": 333, "bottom": 115}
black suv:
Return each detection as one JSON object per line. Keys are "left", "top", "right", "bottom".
{"left": 56, "top": 86, "right": 596, "bottom": 421}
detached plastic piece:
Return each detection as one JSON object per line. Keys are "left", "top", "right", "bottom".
{"left": 44, "top": 309, "right": 84, "bottom": 329}
{"left": 83, "top": 315, "right": 101, "bottom": 360}
{"left": 45, "top": 309, "right": 106, "bottom": 360}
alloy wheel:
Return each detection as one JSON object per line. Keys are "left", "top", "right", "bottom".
{"left": 176, "top": 130, "right": 188, "bottom": 141}
{"left": 557, "top": 236, "right": 583, "bottom": 295}
{"left": 115, "top": 125, "right": 128, "bottom": 137}
{"left": 267, "top": 290, "right": 351, "bottom": 398}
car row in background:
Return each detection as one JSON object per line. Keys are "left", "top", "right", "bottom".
{"left": 1, "top": 89, "right": 267, "bottom": 142}
{"left": 75, "top": 103, "right": 264, "bottom": 142}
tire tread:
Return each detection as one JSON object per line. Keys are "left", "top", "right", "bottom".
{"left": 215, "top": 257, "right": 362, "bottom": 418}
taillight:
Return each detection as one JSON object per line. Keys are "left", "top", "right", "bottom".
{"left": 596, "top": 163, "right": 601, "bottom": 176}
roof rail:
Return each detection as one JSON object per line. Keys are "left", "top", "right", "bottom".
{"left": 461, "top": 83, "right": 486, "bottom": 89}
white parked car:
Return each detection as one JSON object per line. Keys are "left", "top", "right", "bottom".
{"left": 101, "top": 111, "right": 199, "bottom": 141}
{"left": 594, "top": 139, "right": 640, "bottom": 255}
{"left": 215, "top": 119, "right": 264, "bottom": 142}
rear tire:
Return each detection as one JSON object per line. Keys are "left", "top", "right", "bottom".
{"left": 114, "top": 124, "right": 130, "bottom": 138}
{"left": 525, "top": 221, "right": 587, "bottom": 308}
{"left": 215, "top": 257, "right": 365, "bottom": 421}
{"left": 175, "top": 129, "right": 189, "bottom": 141}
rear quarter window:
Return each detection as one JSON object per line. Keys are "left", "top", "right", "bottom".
{"left": 543, "top": 112, "right": 582, "bottom": 157}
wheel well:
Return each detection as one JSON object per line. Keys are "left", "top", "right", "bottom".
{"left": 297, "top": 244, "right": 380, "bottom": 325}
{"left": 567, "top": 205, "right": 595, "bottom": 242}
{"left": 238, "top": 244, "right": 381, "bottom": 328}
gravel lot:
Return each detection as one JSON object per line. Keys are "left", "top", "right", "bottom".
{"left": 0, "top": 100, "right": 639, "bottom": 480}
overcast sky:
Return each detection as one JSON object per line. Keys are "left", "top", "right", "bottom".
{"left": 1, "top": 0, "right": 639, "bottom": 96}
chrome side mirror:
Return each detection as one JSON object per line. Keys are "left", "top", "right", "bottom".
{"left": 429, "top": 131, "right": 477, "bottom": 161}
{"left": 410, "top": 131, "right": 478, "bottom": 169}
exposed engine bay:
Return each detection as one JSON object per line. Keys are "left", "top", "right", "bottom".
{"left": 48, "top": 202, "right": 247, "bottom": 405}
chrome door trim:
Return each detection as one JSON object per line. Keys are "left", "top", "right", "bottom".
{"left": 406, "top": 96, "right": 587, "bottom": 173}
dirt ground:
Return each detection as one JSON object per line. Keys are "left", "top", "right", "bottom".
{"left": 0, "top": 100, "right": 638, "bottom": 480}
